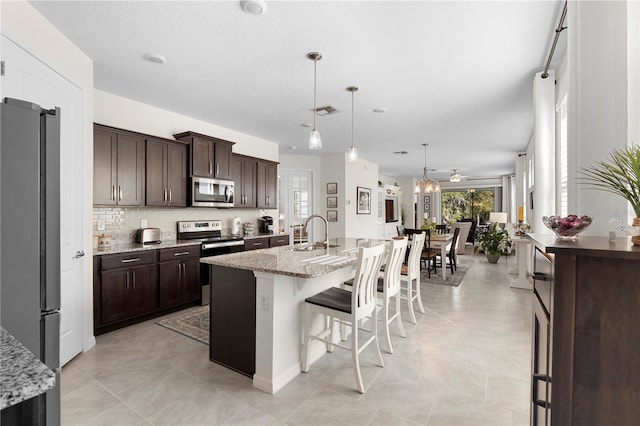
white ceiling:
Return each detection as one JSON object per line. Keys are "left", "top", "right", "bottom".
{"left": 29, "top": 0, "right": 566, "bottom": 182}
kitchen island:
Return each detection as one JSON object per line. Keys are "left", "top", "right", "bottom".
{"left": 201, "top": 237, "right": 387, "bottom": 393}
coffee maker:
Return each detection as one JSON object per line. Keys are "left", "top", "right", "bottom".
{"left": 259, "top": 216, "right": 274, "bottom": 234}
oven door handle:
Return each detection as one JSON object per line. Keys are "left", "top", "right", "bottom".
{"left": 202, "top": 240, "right": 245, "bottom": 250}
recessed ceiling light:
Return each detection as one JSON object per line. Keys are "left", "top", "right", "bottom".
{"left": 300, "top": 123, "right": 312, "bottom": 128}
{"left": 240, "top": 0, "right": 267, "bottom": 15}
{"left": 373, "top": 107, "right": 388, "bottom": 113}
{"left": 143, "top": 53, "right": 167, "bottom": 64}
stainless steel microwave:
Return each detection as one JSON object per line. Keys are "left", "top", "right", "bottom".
{"left": 190, "top": 177, "right": 234, "bottom": 207}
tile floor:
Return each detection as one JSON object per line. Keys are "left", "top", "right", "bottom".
{"left": 62, "top": 253, "right": 532, "bottom": 425}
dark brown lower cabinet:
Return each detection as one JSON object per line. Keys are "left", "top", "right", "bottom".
{"left": 159, "top": 258, "right": 200, "bottom": 308}
{"left": 209, "top": 265, "right": 256, "bottom": 377}
{"left": 529, "top": 235, "right": 640, "bottom": 426}
{"left": 101, "top": 264, "right": 157, "bottom": 324}
{"left": 94, "top": 245, "right": 200, "bottom": 335}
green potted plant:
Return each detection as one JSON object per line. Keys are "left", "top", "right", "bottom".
{"left": 474, "top": 223, "right": 512, "bottom": 263}
{"left": 579, "top": 145, "right": 640, "bottom": 245}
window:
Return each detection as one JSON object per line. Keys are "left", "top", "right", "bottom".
{"left": 441, "top": 188, "right": 495, "bottom": 224}
{"left": 557, "top": 94, "right": 568, "bottom": 216}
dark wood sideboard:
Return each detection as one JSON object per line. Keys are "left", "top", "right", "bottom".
{"left": 527, "top": 234, "right": 640, "bottom": 426}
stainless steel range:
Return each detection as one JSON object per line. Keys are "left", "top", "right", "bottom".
{"left": 177, "top": 220, "right": 244, "bottom": 305}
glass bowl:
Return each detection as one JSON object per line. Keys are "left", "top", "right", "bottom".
{"left": 542, "top": 215, "right": 593, "bottom": 240}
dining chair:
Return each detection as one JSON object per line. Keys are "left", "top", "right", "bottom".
{"left": 400, "top": 232, "right": 426, "bottom": 324}
{"left": 301, "top": 243, "right": 386, "bottom": 394}
{"left": 420, "top": 229, "right": 438, "bottom": 278}
{"left": 435, "top": 227, "right": 460, "bottom": 275}
{"left": 342, "top": 237, "right": 409, "bottom": 353}
{"left": 435, "top": 224, "right": 447, "bottom": 235}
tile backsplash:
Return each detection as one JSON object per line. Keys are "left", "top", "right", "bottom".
{"left": 93, "top": 207, "right": 276, "bottom": 243}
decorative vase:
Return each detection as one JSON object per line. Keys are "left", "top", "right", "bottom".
{"left": 633, "top": 217, "right": 640, "bottom": 246}
{"left": 486, "top": 252, "right": 500, "bottom": 264}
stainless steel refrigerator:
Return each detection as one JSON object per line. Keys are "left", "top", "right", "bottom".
{"left": 1, "top": 97, "right": 61, "bottom": 425}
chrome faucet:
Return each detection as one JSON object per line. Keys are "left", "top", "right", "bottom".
{"left": 303, "top": 214, "right": 329, "bottom": 248}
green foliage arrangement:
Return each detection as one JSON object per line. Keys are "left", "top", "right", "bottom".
{"left": 579, "top": 145, "right": 640, "bottom": 216}
{"left": 474, "top": 223, "right": 512, "bottom": 256}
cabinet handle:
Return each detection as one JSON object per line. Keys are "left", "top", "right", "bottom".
{"left": 253, "top": 242, "right": 262, "bottom": 246}
{"left": 209, "top": 161, "right": 212, "bottom": 175}
{"left": 126, "top": 272, "right": 130, "bottom": 290}
{"left": 163, "top": 188, "right": 167, "bottom": 203}
{"left": 169, "top": 188, "right": 172, "bottom": 204}
{"left": 181, "top": 263, "right": 186, "bottom": 278}
{"left": 177, "top": 263, "right": 181, "bottom": 280}
{"left": 132, "top": 271, "right": 136, "bottom": 289}
{"left": 118, "top": 185, "right": 123, "bottom": 201}
{"left": 534, "top": 399, "right": 551, "bottom": 409}
{"left": 173, "top": 251, "right": 190, "bottom": 257}
{"left": 532, "top": 272, "right": 550, "bottom": 281}
{"left": 112, "top": 185, "right": 116, "bottom": 201}
{"left": 216, "top": 163, "right": 219, "bottom": 176}
{"left": 120, "top": 258, "right": 141, "bottom": 263}
{"left": 533, "top": 373, "right": 551, "bottom": 383}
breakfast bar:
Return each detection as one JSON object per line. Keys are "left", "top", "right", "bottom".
{"left": 201, "top": 237, "right": 386, "bottom": 393}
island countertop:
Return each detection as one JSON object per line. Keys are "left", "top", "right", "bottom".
{"left": 1, "top": 327, "right": 55, "bottom": 410}
{"left": 201, "top": 237, "right": 388, "bottom": 279}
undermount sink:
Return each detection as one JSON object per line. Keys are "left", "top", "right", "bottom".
{"left": 292, "top": 242, "right": 340, "bottom": 251}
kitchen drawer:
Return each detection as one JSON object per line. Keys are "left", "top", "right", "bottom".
{"left": 245, "top": 237, "right": 268, "bottom": 251}
{"left": 100, "top": 251, "right": 156, "bottom": 270}
{"left": 532, "top": 247, "right": 553, "bottom": 315}
{"left": 270, "top": 235, "right": 290, "bottom": 247}
{"left": 158, "top": 245, "right": 200, "bottom": 261}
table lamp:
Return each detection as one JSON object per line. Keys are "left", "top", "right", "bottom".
{"left": 489, "top": 212, "right": 508, "bottom": 230}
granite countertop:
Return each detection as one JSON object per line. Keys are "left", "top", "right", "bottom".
{"left": 1, "top": 327, "right": 55, "bottom": 410}
{"left": 201, "top": 237, "right": 388, "bottom": 279}
{"left": 93, "top": 239, "right": 201, "bottom": 256}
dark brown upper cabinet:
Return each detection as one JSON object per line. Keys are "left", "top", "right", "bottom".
{"left": 231, "top": 154, "right": 256, "bottom": 208}
{"left": 94, "top": 125, "right": 145, "bottom": 206}
{"left": 257, "top": 160, "right": 278, "bottom": 209}
{"left": 173, "top": 131, "right": 234, "bottom": 180}
{"left": 145, "top": 137, "right": 188, "bottom": 207}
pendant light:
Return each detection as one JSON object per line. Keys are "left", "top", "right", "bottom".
{"left": 346, "top": 86, "right": 358, "bottom": 162}
{"left": 307, "top": 52, "right": 323, "bottom": 150}
{"left": 414, "top": 143, "right": 441, "bottom": 193}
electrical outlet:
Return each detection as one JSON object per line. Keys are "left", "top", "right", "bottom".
{"left": 140, "top": 219, "right": 148, "bottom": 228}
{"left": 259, "top": 294, "right": 269, "bottom": 311}
{"left": 97, "top": 220, "right": 105, "bottom": 231}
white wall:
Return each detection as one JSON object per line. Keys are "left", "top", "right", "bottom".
{"left": 344, "top": 156, "right": 379, "bottom": 238}
{"left": 1, "top": 0, "right": 95, "bottom": 351}
{"left": 94, "top": 90, "right": 279, "bottom": 162}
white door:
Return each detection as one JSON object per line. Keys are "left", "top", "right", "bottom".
{"left": 1, "top": 36, "right": 85, "bottom": 365}
{"left": 279, "top": 170, "right": 313, "bottom": 242}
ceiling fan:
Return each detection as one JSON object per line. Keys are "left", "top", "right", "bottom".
{"left": 449, "top": 169, "right": 467, "bottom": 183}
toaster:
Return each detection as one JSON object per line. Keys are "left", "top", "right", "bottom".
{"left": 135, "top": 228, "right": 161, "bottom": 244}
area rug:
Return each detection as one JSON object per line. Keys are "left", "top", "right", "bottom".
{"left": 420, "top": 262, "right": 470, "bottom": 287}
{"left": 157, "top": 306, "right": 209, "bottom": 345}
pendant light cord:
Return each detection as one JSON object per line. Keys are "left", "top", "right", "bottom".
{"left": 312, "top": 59, "right": 317, "bottom": 131}
{"left": 351, "top": 89, "right": 355, "bottom": 149}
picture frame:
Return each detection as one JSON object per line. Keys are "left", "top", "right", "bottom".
{"left": 356, "top": 186, "right": 371, "bottom": 214}
{"left": 294, "top": 190, "right": 301, "bottom": 202}
{"left": 424, "top": 209, "right": 430, "bottom": 217}
{"left": 424, "top": 195, "right": 431, "bottom": 203}
{"left": 327, "top": 196, "right": 337, "bottom": 208}
{"left": 327, "top": 182, "right": 338, "bottom": 194}
{"left": 327, "top": 210, "right": 338, "bottom": 222}
{"left": 294, "top": 203, "right": 300, "bottom": 215}
{"left": 424, "top": 203, "right": 430, "bottom": 211}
